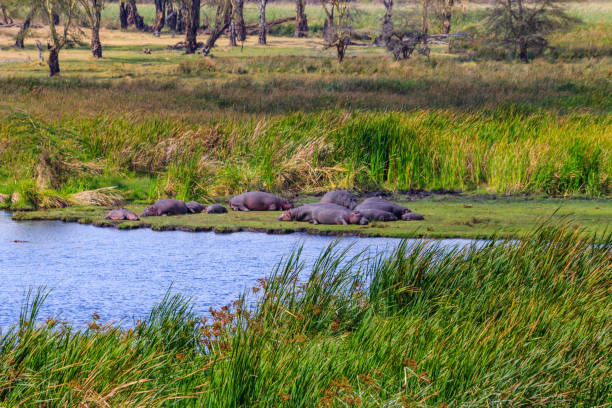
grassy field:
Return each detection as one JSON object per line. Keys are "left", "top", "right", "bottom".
{"left": 0, "top": 224, "right": 610, "bottom": 406}
{"left": 11, "top": 196, "right": 612, "bottom": 239}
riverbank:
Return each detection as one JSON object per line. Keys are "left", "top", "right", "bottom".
{"left": 10, "top": 196, "right": 611, "bottom": 239}
{"left": 1, "top": 224, "right": 609, "bottom": 406}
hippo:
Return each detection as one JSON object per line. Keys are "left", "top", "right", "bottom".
{"left": 355, "top": 208, "right": 398, "bottom": 222}
{"left": 402, "top": 212, "right": 425, "bottom": 221}
{"left": 206, "top": 204, "right": 228, "bottom": 214}
{"left": 356, "top": 197, "right": 412, "bottom": 218}
{"left": 105, "top": 208, "right": 140, "bottom": 221}
{"left": 320, "top": 190, "right": 358, "bottom": 210}
{"left": 279, "top": 203, "right": 368, "bottom": 225}
{"left": 186, "top": 201, "right": 206, "bottom": 214}
{"left": 141, "top": 199, "right": 190, "bottom": 217}
{"left": 104, "top": 208, "right": 140, "bottom": 221}
{"left": 229, "top": 191, "right": 293, "bottom": 211}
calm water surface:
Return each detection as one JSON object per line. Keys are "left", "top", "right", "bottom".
{"left": 0, "top": 212, "right": 476, "bottom": 329}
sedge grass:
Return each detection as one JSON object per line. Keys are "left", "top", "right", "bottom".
{"left": 0, "top": 223, "right": 610, "bottom": 406}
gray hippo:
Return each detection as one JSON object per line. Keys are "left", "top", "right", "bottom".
{"left": 186, "top": 201, "right": 206, "bottom": 214}
{"left": 141, "top": 199, "right": 190, "bottom": 217}
{"left": 105, "top": 208, "right": 140, "bottom": 221}
{"left": 229, "top": 191, "right": 293, "bottom": 211}
{"left": 206, "top": 204, "right": 228, "bottom": 214}
{"left": 356, "top": 197, "right": 424, "bottom": 221}
{"left": 355, "top": 208, "right": 398, "bottom": 222}
{"left": 279, "top": 203, "right": 368, "bottom": 225}
{"left": 320, "top": 190, "right": 358, "bottom": 210}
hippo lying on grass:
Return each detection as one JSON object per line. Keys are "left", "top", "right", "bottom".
{"left": 186, "top": 201, "right": 206, "bottom": 214}
{"left": 278, "top": 203, "right": 369, "bottom": 225}
{"left": 356, "top": 208, "right": 398, "bottom": 222}
{"left": 320, "top": 190, "right": 358, "bottom": 210}
{"left": 105, "top": 208, "right": 140, "bottom": 221}
{"left": 356, "top": 197, "right": 424, "bottom": 221}
{"left": 141, "top": 199, "right": 190, "bottom": 217}
{"left": 230, "top": 191, "right": 293, "bottom": 211}
{"left": 206, "top": 204, "right": 228, "bottom": 214}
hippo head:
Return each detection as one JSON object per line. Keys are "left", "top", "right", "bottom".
{"left": 402, "top": 212, "right": 424, "bottom": 221}
{"left": 349, "top": 211, "right": 369, "bottom": 225}
{"left": 278, "top": 211, "right": 292, "bottom": 221}
{"left": 141, "top": 205, "right": 160, "bottom": 217}
{"left": 126, "top": 212, "right": 140, "bottom": 221}
{"left": 281, "top": 199, "right": 294, "bottom": 210}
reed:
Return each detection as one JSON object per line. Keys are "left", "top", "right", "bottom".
{"left": 1, "top": 224, "right": 610, "bottom": 406}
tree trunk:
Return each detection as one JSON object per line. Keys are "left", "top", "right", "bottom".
{"left": 519, "top": 38, "right": 528, "bottom": 62}
{"left": 421, "top": 0, "right": 429, "bottom": 48}
{"left": 336, "top": 42, "right": 345, "bottom": 62}
{"left": 167, "top": 2, "right": 177, "bottom": 31}
{"left": 48, "top": 48, "right": 60, "bottom": 76}
{"left": 441, "top": 0, "right": 452, "bottom": 34}
{"left": 229, "top": 21, "right": 237, "bottom": 46}
{"left": 15, "top": 11, "right": 32, "bottom": 49}
{"left": 204, "top": 0, "right": 232, "bottom": 53}
{"left": 185, "top": 0, "right": 200, "bottom": 53}
{"left": 1, "top": 4, "right": 13, "bottom": 24}
{"left": 90, "top": 0, "right": 102, "bottom": 58}
{"left": 258, "top": 0, "right": 267, "bottom": 45}
{"left": 153, "top": 0, "right": 166, "bottom": 33}
{"left": 295, "top": 0, "right": 307, "bottom": 37}
{"left": 234, "top": 0, "right": 246, "bottom": 41}
{"left": 381, "top": 0, "right": 392, "bottom": 43}
{"left": 177, "top": 5, "right": 187, "bottom": 33}
{"left": 127, "top": 0, "right": 145, "bottom": 30}
{"left": 119, "top": 0, "right": 128, "bottom": 29}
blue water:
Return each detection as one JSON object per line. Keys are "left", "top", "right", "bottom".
{"left": 0, "top": 212, "right": 476, "bottom": 329}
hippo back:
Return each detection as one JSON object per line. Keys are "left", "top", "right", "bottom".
{"left": 320, "top": 190, "right": 358, "bottom": 210}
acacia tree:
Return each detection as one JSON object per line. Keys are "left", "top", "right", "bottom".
{"left": 13, "top": 0, "right": 36, "bottom": 48}
{"left": 380, "top": 0, "right": 392, "bottom": 42}
{"left": 231, "top": 0, "right": 245, "bottom": 41}
{"left": 321, "top": 0, "right": 351, "bottom": 62}
{"left": 152, "top": 0, "right": 166, "bottom": 34}
{"left": 203, "top": 0, "right": 231, "bottom": 53}
{"left": 258, "top": 0, "right": 266, "bottom": 44}
{"left": 486, "top": 0, "right": 577, "bottom": 62}
{"left": 295, "top": 0, "right": 307, "bottom": 37}
{"left": 79, "top": 0, "right": 103, "bottom": 58}
{"left": 34, "top": 0, "right": 80, "bottom": 75}
{"left": 184, "top": 0, "right": 200, "bottom": 52}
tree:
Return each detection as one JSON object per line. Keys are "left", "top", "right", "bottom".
{"left": 258, "top": 0, "right": 266, "bottom": 44}
{"left": 37, "top": 0, "right": 81, "bottom": 76}
{"left": 295, "top": 0, "right": 307, "bottom": 37}
{"left": 79, "top": 0, "right": 103, "bottom": 58}
{"left": 1, "top": 2, "right": 13, "bottom": 24}
{"left": 321, "top": 0, "right": 352, "bottom": 62}
{"left": 184, "top": 0, "right": 200, "bottom": 53}
{"left": 13, "top": 1, "right": 36, "bottom": 48}
{"left": 119, "top": 0, "right": 127, "bottom": 28}
{"left": 380, "top": 0, "right": 393, "bottom": 43}
{"left": 231, "top": 0, "right": 245, "bottom": 41}
{"left": 126, "top": 0, "right": 144, "bottom": 30}
{"left": 203, "top": 0, "right": 231, "bottom": 54}
{"left": 153, "top": 0, "right": 166, "bottom": 34}
{"left": 441, "top": 0, "right": 453, "bottom": 34}
{"left": 486, "top": 0, "right": 577, "bottom": 62}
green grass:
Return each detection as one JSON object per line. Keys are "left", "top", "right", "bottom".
{"left": 10, "top": 196, "right": 612, "bottom": 239}
{"left": 1, "top": 224, "right": 610, "bottom": 406}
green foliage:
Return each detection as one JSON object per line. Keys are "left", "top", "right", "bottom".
{"left": 1, "top": 224, "right": 610, "bottom": 406}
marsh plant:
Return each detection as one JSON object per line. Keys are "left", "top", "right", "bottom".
{"left": 0, "top": 224, "right": 610, "bottom": 406}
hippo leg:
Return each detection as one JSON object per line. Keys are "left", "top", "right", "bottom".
{"left": 268, "top": 203, "right": 278, "bottom": 210}
{"left": 340, "top": 218, "right": 348, "bottom": 225}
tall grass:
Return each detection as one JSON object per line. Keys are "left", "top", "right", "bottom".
{"left": 0, "top": 108, "right": 609, "bottom": 207}
{"left": 1, "top": 224, "right": 610, "bottom": 406}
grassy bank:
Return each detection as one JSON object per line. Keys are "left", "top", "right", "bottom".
{"left": 10, "top": 196, "right": 612, "bottom": 240}
{"left": 1, "top": 224, "right": 610, "bottom": 406}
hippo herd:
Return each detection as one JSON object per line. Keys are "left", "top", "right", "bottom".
{"left": 104, "top": 190, "right": 424, "bottom": 226}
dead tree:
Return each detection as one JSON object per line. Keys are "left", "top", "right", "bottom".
{"left": 184, "top": 0, "right": 200, "bottom": 53}
{"left": 203, "top": 0, "right": 231, "bottom": 54}
{"left": 79, "top": 0, "right": 104, "bottom": 58}
{"left": 258, "top": 0, "right": 267, "bottom": 44}
{"left": 295, "top": 0, "right": 307, "bottom": 37}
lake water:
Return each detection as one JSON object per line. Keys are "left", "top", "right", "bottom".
{"left": 0, "top": 211, "right": 477, "bottom": 329}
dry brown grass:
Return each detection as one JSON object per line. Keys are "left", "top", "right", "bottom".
{"left": 69, "top": 187, "right": 124, "bottom": 206}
